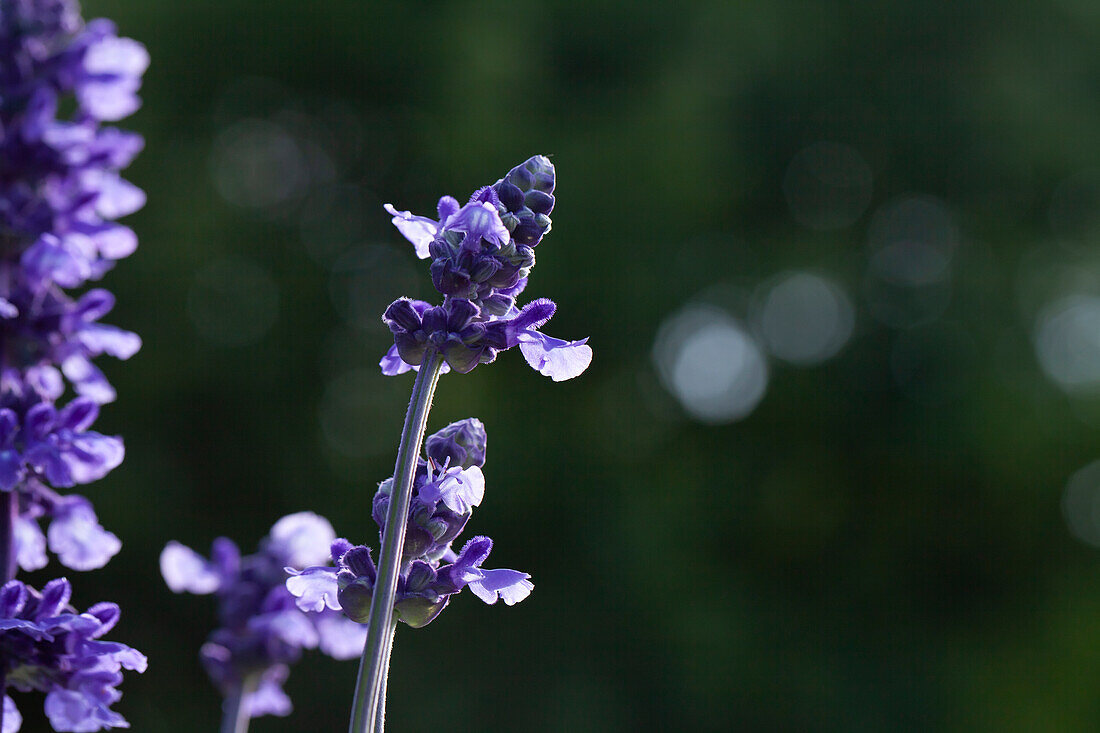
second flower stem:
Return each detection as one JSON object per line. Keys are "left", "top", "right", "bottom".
{"left": 220, "top": 675, "right": 259, "bottom": 733}
{"left": 0, "top": 489, "right": 15, "bottom": 733}
{"left": 373, "top": 622, "right": 396, "bottom": 733}
{"left": 349, "top": 350, "right": 443, "bottom": 733}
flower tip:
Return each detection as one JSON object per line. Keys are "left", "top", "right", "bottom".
{"left": 160, "top": 541, "right": 220, "bottom": 594}
{"left": 384, "top": 204, "right": 436, "bottom": 259}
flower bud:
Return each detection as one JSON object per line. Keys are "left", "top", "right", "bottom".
{"left": 425, "top": 418, "right": 487, "bottom": 469}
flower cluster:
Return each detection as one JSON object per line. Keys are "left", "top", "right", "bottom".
{"left": 0, "top": 578, "right": 146, "bottom": 732}
{"left": 287, "top": 419, "right": 532, "bottom": 629}
{"left": 161, "top": 513, "right": 368, "bottom": 720}
{"left": 0, "top": 379, "right": 124, "bottom": 575}
{"left": 0, "top": 0, "right": 145, "bottom": 569}
{"left": 0, "top": 1, "right": 147, "bottom": 728}
{"left": 382, "top": 156, "right": 592, "bottom": 381}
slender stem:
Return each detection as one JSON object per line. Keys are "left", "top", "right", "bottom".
{"left": 373, "top": 623, "right": 397, "bottom": 733}
{"left": 220, "top": 676, "right": 259, "bottom": 733}
{"left": 0, "top": 489, "right": 14, "bottom": 733}
{"left": 0, "top": 490, "right": 17, "bottom": 585}
{"left": 349, "top": 351, "right": 444, "bottom": 733}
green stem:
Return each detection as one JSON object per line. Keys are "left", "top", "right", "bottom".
{"left": 349, "top": 351, "right": 444, "bottom": 733}
{"left": 220, "top": 676, "right": 259, "bottom": 733}
{"left": 0, "top": 489, "right": 15, "bottom": 733}
{"left": 373, "top": 623, "right": 397, "bottom": 733}
{"left": 0, "top": 490, "right": 16, "bottom": 585}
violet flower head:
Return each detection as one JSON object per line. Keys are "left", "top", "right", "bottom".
{"left": 287, "top": 420, "right": 532, "bottom": 630}
{"left": 0, "top": 577, "right": 146, "bottom": 732}
{"left": 382, "top": 156, "right": 592, "bottom": 380}
{"left": 0, "top": 3, "right": 145, "bottom": 730}
{"left": 0, "top": 375, "right": 123, "bottom": 575}
{"left": 161, "top": 513, "right": 368, "bottom": 720}
{"left": 0, "top": 0, "right": 144, "bottom": 578}
{"left": 0, "top": 0, "right": 146, "bottom": 402}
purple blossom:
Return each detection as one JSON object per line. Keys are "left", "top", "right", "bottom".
{"left": 161, "top": 513, "right": 367, "bottom": 720}
{"left": 0, "top": 577, "right": 146, "bottom": 732}
{"left": 0, "top": 3, "right": 144, "bottom": 728}
{"left": 0, "top": 4, "right": 147, "bottom": 251}
{"left": 0, "top": 378, "right": 123, "bottom": 573}
{"left": 287, "top": 421, "right": 532, "bottom": 630}
{"left": 381, "top": 156, "right": 592, "bottom": 380}
{"left": 0, "top": 0, "right": 144, "bottom": 579}
{"left": 0, "top": 0, "right": 146, "bottom": 402}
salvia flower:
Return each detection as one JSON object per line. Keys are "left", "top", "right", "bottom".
{"left": 382, "top": 156, "right": 592, "bottom": 380}
{"left": 161, "top": 512, "right": 368, "bottom": 720}
{"left": 0, "top": 2, "right": 144, "bottom": 730}
{"left": 0, "top": 377, "right": 123, "bottom": 574}
{"left": 0, "top": 0, "right": 146, "bottom": 405}
{"left": 287, "top": 420, "right": 532, "bottom": 630}
{"left": 0, "top": 0, "right": 145, "bottom": 581}
{"left": 0, "top": 577, "right": 146, "bottom": 732}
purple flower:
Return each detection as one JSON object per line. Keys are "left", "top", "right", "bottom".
{"left": 68, "top": 21, "right": 150, "bottom": 122}
{"left": 0, "top": 4, "right": 144, "bottom": 729}
{"left": 417, "top": 465, "right": 484, "bottom": 515}
{"left": 0, "top": 577, "right": 146, "bottom": 732}
{"left": 381, "top": 156, "right": 592, "bottom": 380}
{"left": 0, "top": 0, "right": 144, "bottom": 575}
{"left": 0, "top": 379, "right": 124, "bottom": 573}
{"left": 161, "top": 513, "right": 367, "bottom": 720}
{"left": 0, "top": 7, "right": 146, "bottom": 270}
{"left": 0, "top": 0, "right": 146, "bottom": 401}
{"left": 287, "top": 422, "right": 531, "bottom": 630}
{"left": 9, "top": 490, "right": 119, "bottom": 574}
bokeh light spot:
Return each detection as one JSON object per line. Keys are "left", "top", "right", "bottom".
{"left": 754, "top": 272, "right": 854, "bottom": 365}
{"left": 1034, "top": 294, "right": 1100, "bottom": 392}
{"left": 653, "top": 306, "right": 768, "bottom": 424}
{"left": 210, "top": 118, "right": 307, "bottom": 210}
{"left": 1063, "top": 460, "right": 1100, "bottom": 548}
{"left": 864, "top": 195, "right": 958, "bottom": 328}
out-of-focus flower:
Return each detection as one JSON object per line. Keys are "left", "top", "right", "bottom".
{"left": 161, "top": 513, "right": 367, "bottom": 720}
{"left": 0, "top": 577, "right": 146, "bottom": 732}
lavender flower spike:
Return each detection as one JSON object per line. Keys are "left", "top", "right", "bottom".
{"left": 337, "top": 160, "right": 587, "bottom": 733}
{"left": 161, "top": 513, "right": 367, "bottom": 727}
{"left": 0, "top": 2, "right": 147, "bottom": 729}
{"left": 0, "top": 577, "right": 147, "bottom": 732}
{"left": 381, "top": 156, "right": 593, "bottom": 380}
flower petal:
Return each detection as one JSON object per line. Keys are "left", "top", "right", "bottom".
{"left": 468, "top": 568, "right": 533, "bottom": 606}
{"left": 267, "top": 512, "right": 336, "bottom": 569}
{"left": 421, "top": 466, "right": 485, "bottom": 514}
{"left": 518, "top": 331, "right": 593, "bottom": 381}
{"left": 15, "top": 516, "right": 47, "bottom": 572}
{"left": 313, "top": 610, "right": 367, "bottom": 660}
{"left": 383, "top": 204, "right": 436, "bottom": 259}
{"left": 3, "top": 696, "right": 21, "bottom": 733}
{"left": 285, "top": 566, "right": 341, "bottom": 612}
{"left": 48, "top": 501, "right": 121, "bottom": 571}
{"left": 160, "top": 541, "right": 221, "bottom": 594}
{"left": 245, "top": 666, "right": 292, "bottom": 718}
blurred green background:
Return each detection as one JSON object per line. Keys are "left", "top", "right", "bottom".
{"left": 27, "top": 0, "right": 1100, "bottom": 730}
